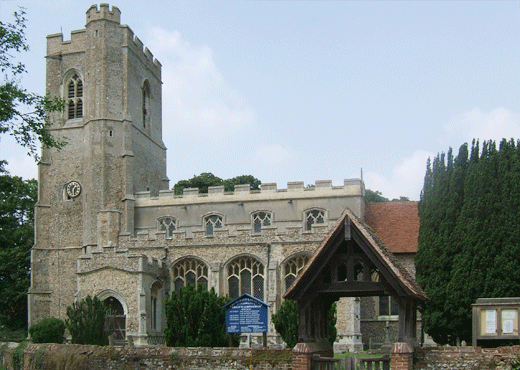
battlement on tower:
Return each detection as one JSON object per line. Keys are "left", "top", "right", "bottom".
{"left": 86, "top": 3, "right": 121, "bottom": 25}
{"left": 46, "top": 3, "right": 161, "bottom": 78}
{"left": 123, "top": 32, "right": 162, "bottom": 77}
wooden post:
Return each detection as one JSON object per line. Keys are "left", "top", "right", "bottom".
{"left": 263, "top": 332, "right": 267, "bottom": 348}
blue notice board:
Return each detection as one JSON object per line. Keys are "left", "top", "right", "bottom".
{"left": 223, "top": 293, "right": 269, "bottom": 333}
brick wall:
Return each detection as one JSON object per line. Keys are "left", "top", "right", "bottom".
{"left": 0, "top": 343, "right": 292, "bottom": 370}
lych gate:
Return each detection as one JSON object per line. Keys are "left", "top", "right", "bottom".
{"left": 284, "top": 207, "right": 427, "bottom": 370}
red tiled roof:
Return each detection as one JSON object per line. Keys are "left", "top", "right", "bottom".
{"left": 364, "top": 201, "right": 419, "bottom": 254}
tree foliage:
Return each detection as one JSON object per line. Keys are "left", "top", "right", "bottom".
{"left": 365, "top": 189, "right": 390, "bottom": 203}
{"left": 0, "top": 164, "right": 37, "bottom": 329}
{"left": 416, "top": 139, "right": 520, "bottom": 345}
{"left": 1, "top": 8, "right": 65, "bottom": 158}
{"left": 65, "top": 295, "right": 108, "bottom": 345}
{"left": 272, "top": 299, "right": 337, "bottom": 348}
{"left": 173, "top": 172, "right": 261, "bottom": 195}
{"left": 164, "top": 284, "right": 237, "bottom": 347}
{"left": 28, "top": 317, "right": 65, "bottom": 344}
{"left": 365, "top": 189, "right": 410, "bottom": 203}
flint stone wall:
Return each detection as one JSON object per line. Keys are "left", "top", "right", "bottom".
{"left": 415, "top": 345, "right": 520, "bottom": 370}
{"left": 1, "top": 343, "right": 292, "bottom": 370}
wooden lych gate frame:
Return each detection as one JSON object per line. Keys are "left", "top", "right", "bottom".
{"left": 284, "top": 206, "right": 427, "bottom": 356}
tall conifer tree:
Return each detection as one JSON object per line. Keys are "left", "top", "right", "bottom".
{"left": 416, "top": 139, "right": 520, "bottom": 345}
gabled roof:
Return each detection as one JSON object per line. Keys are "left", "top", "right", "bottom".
{"left": 284, "top": 206, "right": 426, "bottom": 301}
{"left": 364, "top": 201, "right": 419, "bottom": 254}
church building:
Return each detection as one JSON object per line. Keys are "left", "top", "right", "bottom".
{"left": 29, "top": 4, "right": 420, "bottom": 350}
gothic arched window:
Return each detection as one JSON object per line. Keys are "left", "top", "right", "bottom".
{"left": 204, "top": 214, "right": 223, "bottom": 236}
{"left": 284, "top": 254, "right": 310, "bottom": 291}
{"left": 227, "top": 256, "right": 264, "bottom": 300}
{"left": 172, "top": 258, "right": 208, "bottom": 291}
{"left": 67, "top": 74, "right": 83, "bottom": 119}
{"left": 142, "top": 81, "right": 150, "bottom": 128}
{"left": 158, "top": 216, "right": 177, "bottom": 237}
{"left": 252, "top": 211, "right": 272, "bottom": 233}
{"left": 304, "top": 208, "right": 326, "bottom": 231}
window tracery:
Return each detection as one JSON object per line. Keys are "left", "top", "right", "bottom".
{"left": 67, "top": 74, "right": 83, "bottom": 119}
{"left": 284, "top": 254, "right": 310, "bottom": 291}
{"left": 172, "top": 258, "right": 208, "bottom": 291}
{"left": 252, "top": 211, "right": 272, "bottom": 233}
{"left": 227, "top": 256, "right": 264, "bottom": 300}
{"left": 158, "top": 217, "right": 177, "bottom": 237}
{"left": 204, "top": 214, "right": 223, "bottom": 236}
{"left": 304, "top": 209, "right": 325, "bottom": 231}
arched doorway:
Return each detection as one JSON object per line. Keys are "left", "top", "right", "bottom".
{"left": 104, "top": 296, "right": 126, "bottom": 340}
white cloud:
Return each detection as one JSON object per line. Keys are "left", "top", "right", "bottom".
{"left": 253, "top": 145, "right": 299, "bottom": 166}
{"left": 145, "top": 27, "right": 255, "bottom": 136}
{"left": 442, "top": 107, "right": 520, "bottom": 147}
{"left": 364, "top": 150, "right": 434, "bottom": 201}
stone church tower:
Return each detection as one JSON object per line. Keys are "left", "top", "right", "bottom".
{"left": 29, "top": 4, "right": 168, "bottom": 327}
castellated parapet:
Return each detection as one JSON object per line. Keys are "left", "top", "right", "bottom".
{"left": 77, "top": 245, "right": 166, "bottom": 276}
{"left": 128, "top": 178, "right": 365, "bottom": 245}
{"left": 46, "top": 3, "right": 161, "bottom": 79}
{"left": 86, "top": 3, "right": 121, "bottom": 25}
{"left": 136, "top": 179, "right": 364, "bottom": 202}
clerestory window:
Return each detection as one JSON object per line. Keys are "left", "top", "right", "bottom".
{"left": 158, "top": 217, "right": 177, "bottom": 237}
{"left": 252, "top": 211, "right": 272, "bottom": 233}
{"left": 204, "top": 214, "right": 223, "bottom": 236}
{"left": 304, "top": 209, "right": 326, "bottom": 231}
{"left": 67, "top": 74, "right": 83, "bottom": 119}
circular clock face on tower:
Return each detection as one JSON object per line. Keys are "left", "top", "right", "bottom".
{"left": 66, "top": 181, "right": 81, "bottom": 198}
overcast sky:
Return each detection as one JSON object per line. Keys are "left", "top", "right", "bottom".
{"left": 1, "top": 1, "right": 519, "bottom": 200}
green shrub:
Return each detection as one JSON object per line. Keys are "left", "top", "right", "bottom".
{"left": 29, "top": 317, "right": 65, "bottom": 344}
{"left": 66, "top": 295, "right": 108, "bottom": 345}
{"left": 165, "top": 284, "right": 238, "bottom": 347}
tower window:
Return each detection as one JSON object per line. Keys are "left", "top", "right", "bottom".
{"left": 67, "top": 74, "right": 83, "bottom": 119}
{"left": 142, "top": 81, "right": 150, "bottom": 128}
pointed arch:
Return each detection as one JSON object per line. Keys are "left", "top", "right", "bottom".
{"left": 281, "top": 252, "right": 312, "bottom": 293}
{"left": 142, "top": 79, "right": 151, "bottom": 128}
{"left": 303, "top": 207, "right": 327, "bottom": 231}
{"left": 170, "top": 256, "right": 209, "bottom": 292}
{"left": 62, "top": 69, "right": 84, "bottom": 120}
{"left": 224, "top": 254, "right": 265, "bottom": 300}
